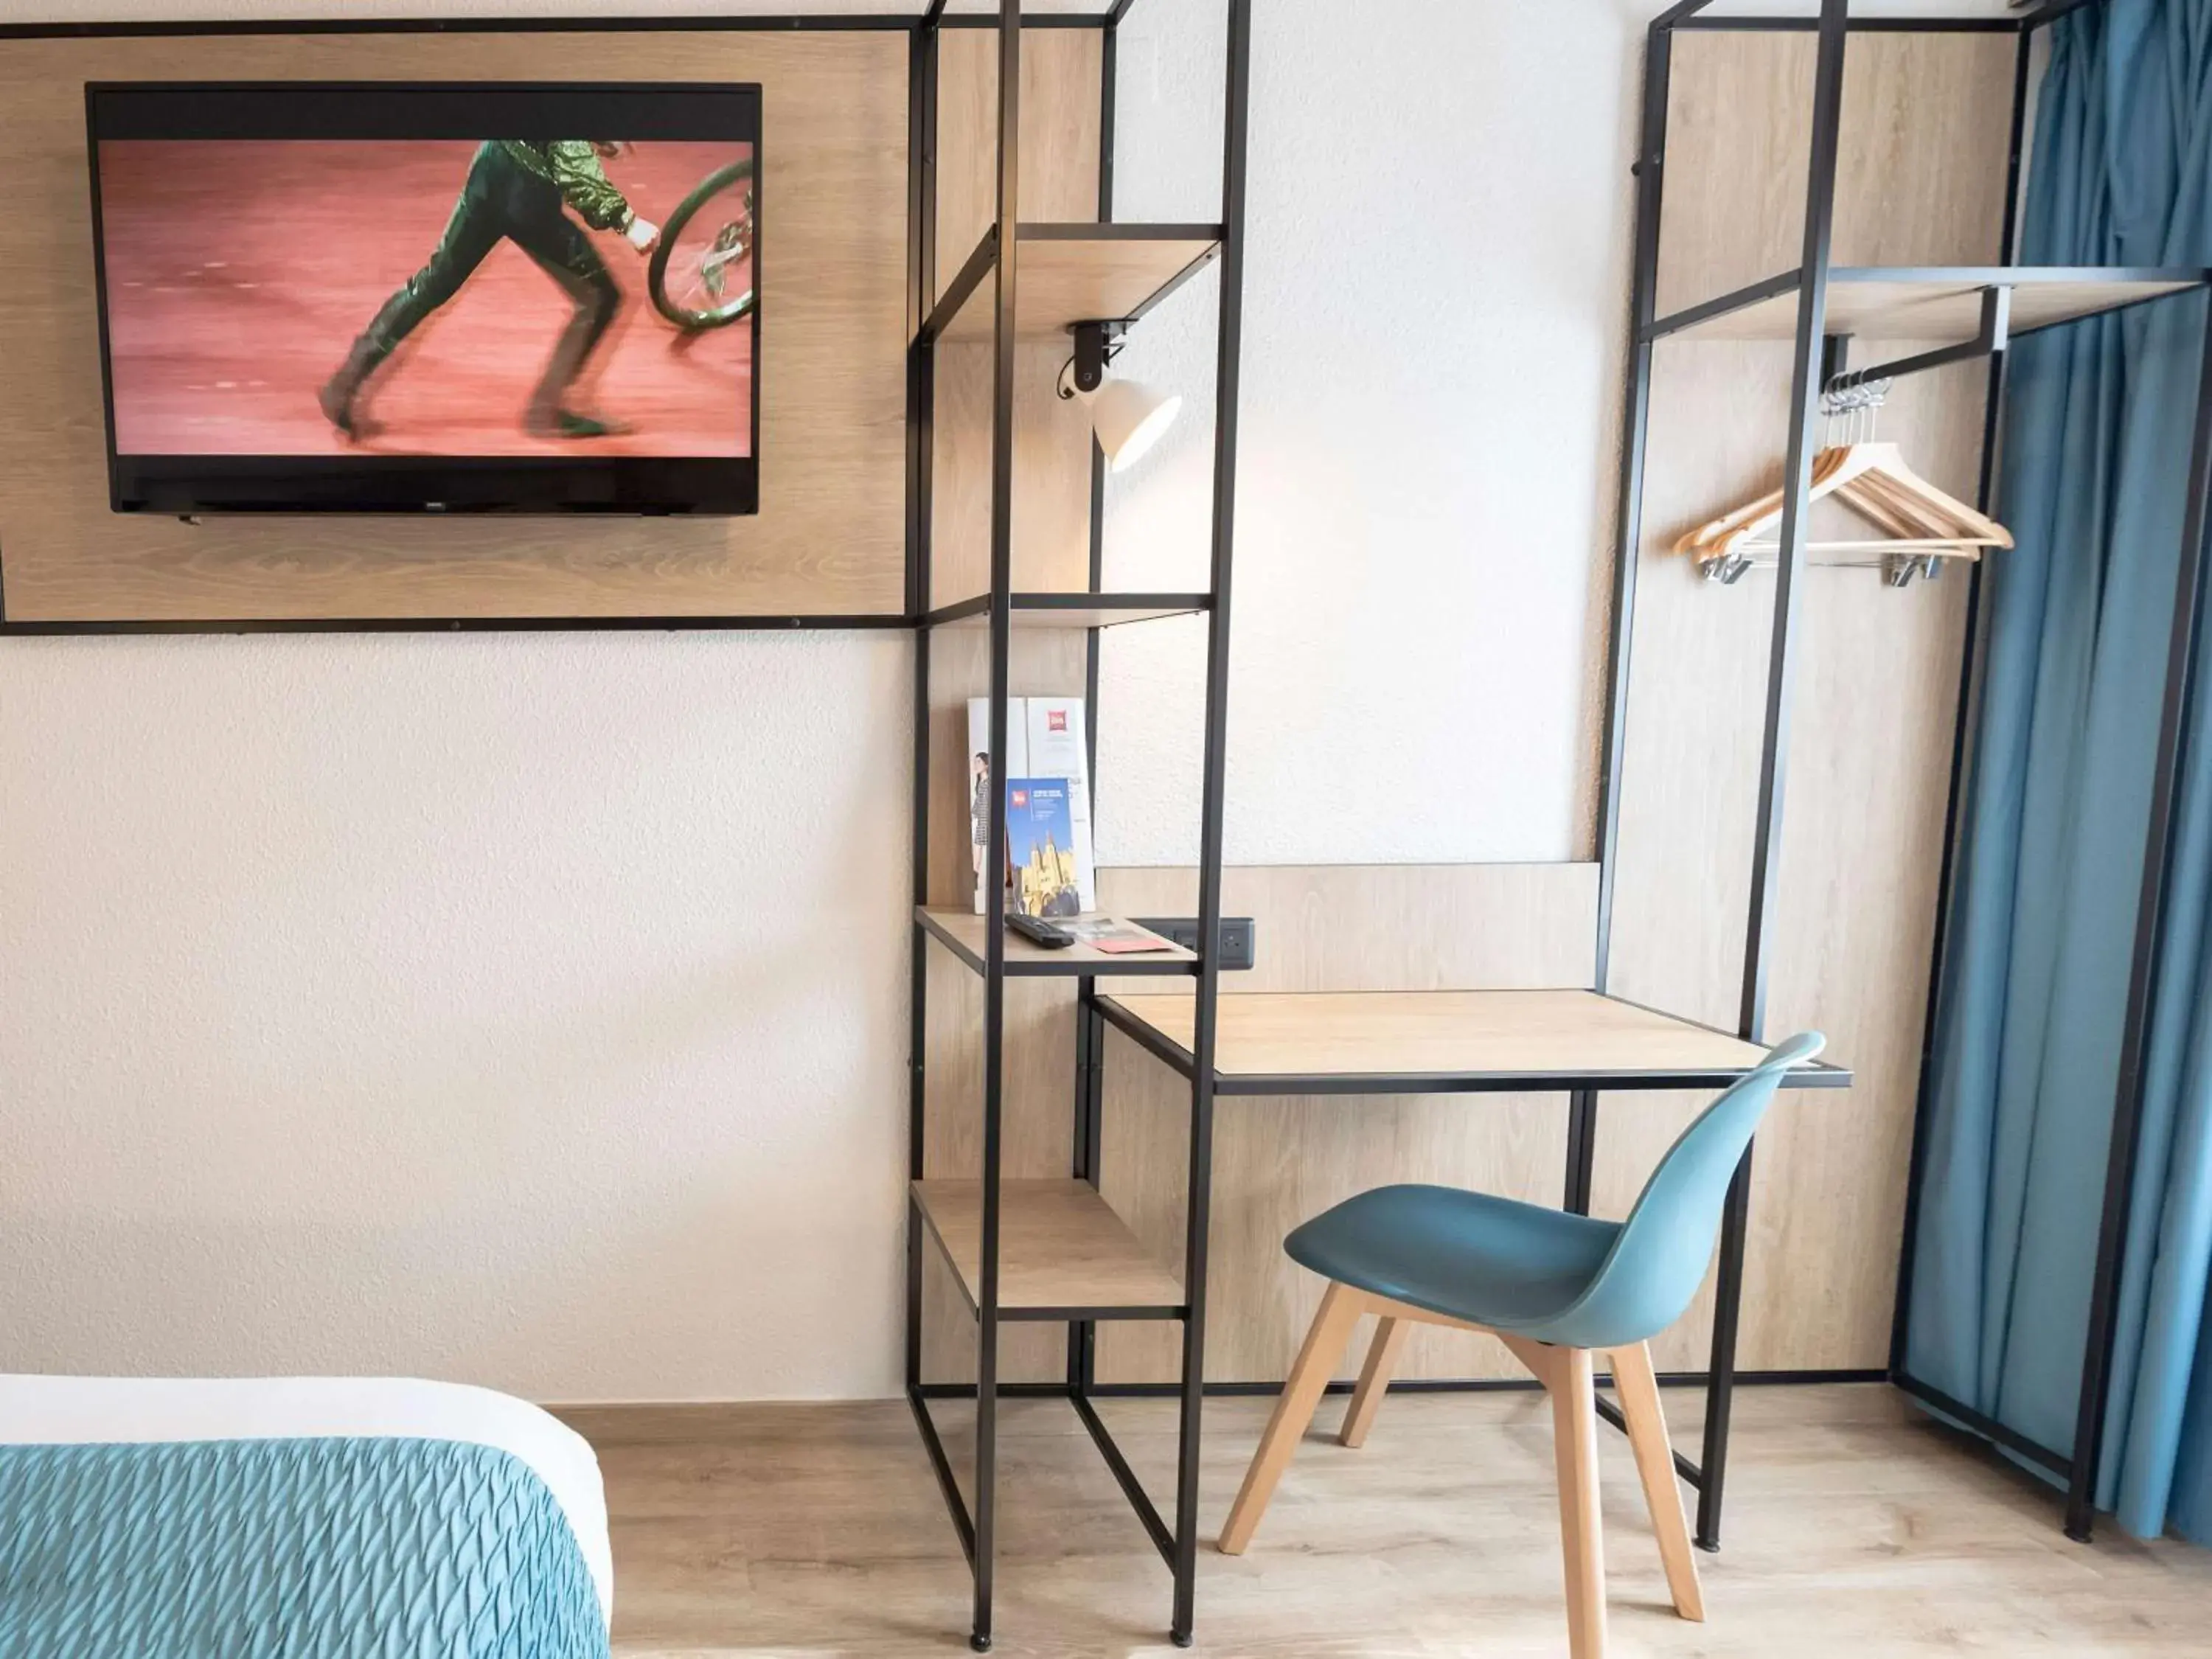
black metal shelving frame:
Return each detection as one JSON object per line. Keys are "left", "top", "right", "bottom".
{"left": 1613, "top": 0, "right": 2212, "bottom": 1548}
{"left": 900, "top": 1, "right": 1251, "bottom": 1649}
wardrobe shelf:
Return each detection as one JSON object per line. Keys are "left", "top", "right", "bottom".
{"left": 917, "top": 908, "right": 1199, "bottom": 978}
{"left": 1651, "top": 265, "right": 2209, "bottom": 344}
{"left": 925, "top": 591, "right": 1211, "bottom": 630}
{"left": 911, "top": 1178, "right": 1186, "bottom": 1321}
{"left": 918, "top": 223, "right": 1222, "bottom": 347}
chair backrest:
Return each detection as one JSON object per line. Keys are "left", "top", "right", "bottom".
{"left": 1534, "top": 1032, "right": 1826, "bottom": 1351}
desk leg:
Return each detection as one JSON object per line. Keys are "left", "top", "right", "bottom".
{"left": 1085, "top": 995, "right": 1105, "bottom": 1403}
{"left": 1695, "top": 1143, "right": 1755, "bottom": 1551}
{"left": 973, "top": 1250, "right": 999, "bottom": 1649}
{"left": 1169, "top": 1072, "right": 1218, "bottom": 1645}
{"left": 1071, "top": 984, "right": 1103, "bottom": 1399}
{"left": 1083, "top": 995, "right": 1106, "bottom": 1209}
{"left": 1564, "top": 1088, "right": 1599, "bottom": 1215}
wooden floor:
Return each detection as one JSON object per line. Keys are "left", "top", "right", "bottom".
{"left": 559, "top": 1384, "right": 2212, "bottom": 1658}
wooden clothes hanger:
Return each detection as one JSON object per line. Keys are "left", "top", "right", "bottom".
{"left": 1675, "top": 447, "right": 1854, "bottom": 554}
{"left": 1674, "top": 440, "right": 2014, "bottom": 566}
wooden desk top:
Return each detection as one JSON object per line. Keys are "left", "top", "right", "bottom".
{"left": 1097, "top": 988, "right": 1848, "bottom": 1095}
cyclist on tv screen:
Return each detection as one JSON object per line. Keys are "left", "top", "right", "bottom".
{"left": 319, "top": 139, "right": 661, "bottom": 442}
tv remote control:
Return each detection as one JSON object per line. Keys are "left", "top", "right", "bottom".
{"left": 1006, "top": 913, "right": 1076, "bottom": 949}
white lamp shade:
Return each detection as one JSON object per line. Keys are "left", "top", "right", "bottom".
{"left": 1090, "top": 379, "right": 1183, "bottom": 473}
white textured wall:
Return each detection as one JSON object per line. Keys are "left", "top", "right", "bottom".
{"left": 1093, "top": 0, "right": 1638, "bottom": 867}
{"left": 1, "top": 633, "right": 914, "bottom": 1399}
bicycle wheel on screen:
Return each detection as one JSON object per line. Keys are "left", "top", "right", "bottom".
{"left": 648, "top": 157, "right": 757, "bottom": 332}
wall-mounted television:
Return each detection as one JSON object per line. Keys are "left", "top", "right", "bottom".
{"left": 86, "top": 82, "right": 761, "bottom": 515}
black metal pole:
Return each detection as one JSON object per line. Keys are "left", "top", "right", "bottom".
{"left": 1700, "top": 0, "right": 1849, "bottom": 1555}
{"left": 1698, "top": 1147, "right": 1754, "bottom": 1546}
{"left": 1068, "top": 983, "right": 1107, "bottom": 1397}
{"left": 1564, "top": 1089, "right": 1598, "bottom": 1214}
{"left": 905, "top": 1189, "right": 926, "bottom": 1391}
{"left": 1169, "top": 0, "right": 1251, "bottom": 1644}
{"left": 1068, "top": 983, "right": 1102, "bottom": 1398}
{"left": 1088, "top": 4, "right": 1118, "bottom": 638}
{"left": 1083, "top": 998, "right": 1107, "bottom": 1185}
{"left": 905, "top": 27, "right": 927, "bottom": 609}
{"left": 904, "top": 5, "right": 945, "bottom": 1403}
{"left": 1066, "top": 1001, "right": 1093, "bottom": 1395}
{"left": 1067, "top": 0, "right": 1120, "bottom": 1410}
{"left": 2064, "top": 305, "right": 2212, "bottom": 1543}
{"left": 1889, "top": 22, "right": 2033, "bottom": 1382}
{"left": 1737, "top": 0, "right": 1845, "bottom": 1046}
{"left": 1079, "top": 7, "right": 1114, "bottom": 843}
{"left": 1570, "top": 10, "right": 1674, "bottom": 1241}
{"left": 1590, "top": 0, "right": 1675, "bottom": 995}
{"left": 1081, "top": 997, "right": 1107, "bottom": 1394}
{"left": 920, "top": 20, "right": 940, "bottom": 326}
{"left": 971, "top": 3, "right": 1023, "bottom": 1649}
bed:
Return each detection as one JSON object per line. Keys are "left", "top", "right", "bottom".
{"left": 0, "top": 1374, "right": 613, "bottom": 1658}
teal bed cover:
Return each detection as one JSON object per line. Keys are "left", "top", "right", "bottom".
{"left": 0, "top": 1435, "right": 609, "bottom": 1658}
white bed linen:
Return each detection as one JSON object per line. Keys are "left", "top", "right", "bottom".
{"left": 0, "top": 1374, "right": 613, "bottom": 1622}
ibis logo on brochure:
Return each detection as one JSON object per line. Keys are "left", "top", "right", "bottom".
{"left": 1047, "top": 710, "right": 1068, "bottom": 732}
{"left": 1010, "top": 788, "right": 1029, "bottom": 809}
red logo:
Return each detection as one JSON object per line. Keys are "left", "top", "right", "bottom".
{"left": 1011, "top": 789, "right": 1029, "bottom": 808}
{"left": 1048, "top": 710, "right": 1068, "bottom": 732}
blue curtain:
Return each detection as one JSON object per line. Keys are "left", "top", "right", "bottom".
{"left": 1903, "top": 0, "right": 2212, "bottom": 1542}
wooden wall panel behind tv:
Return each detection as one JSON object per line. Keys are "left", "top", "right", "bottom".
{"left": 0, "top": 30, "right": 908, "bottom": 623}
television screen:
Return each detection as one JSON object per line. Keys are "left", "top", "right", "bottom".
{"left": 87, "top": 83, "right": 761, "bottom": 515}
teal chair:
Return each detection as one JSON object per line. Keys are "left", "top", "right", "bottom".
{"left": 1218, "top": 1032, "right": 1826, "bottom": 1659}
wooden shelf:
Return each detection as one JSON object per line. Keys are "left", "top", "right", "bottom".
{"left": 917, "top": 908, "right": 1198, "bottom": 977}
{"left": 1659, "top": 266, "right": 2205, "bottom": 343}
{"left": 911, "top": 1178, "right": 1186, "bottom": 1319}
{"left": 922, "top": 223, "right": 1222, "bottom": 346}
{"left": 925, "top": 592, "right": 1209, "bottom": 630}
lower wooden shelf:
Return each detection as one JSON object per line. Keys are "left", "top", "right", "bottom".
{"left": 911, "top": 1178, "right": 1186, "bottom": 1321}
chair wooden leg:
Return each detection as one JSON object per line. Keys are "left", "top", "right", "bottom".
{"left": 1609, "top": 1340, "right": 1704, "bottom": 1621}
{"left": 1218, "top": 1281, "right": 1364, "bottom": 1554}
{"left": 1551, "top": 1346, "right": 1608, "bottom": 1659}
{"left": 1338, "top": 1315, "right": 1409, "bottom": 1447}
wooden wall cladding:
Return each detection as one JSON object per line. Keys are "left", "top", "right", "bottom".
{"left": 930, "top": 343, "right": 1096, "bottom": 606}
{"left": 928, "top": 28, "right": 1102, "bottom": 608}
{"left": 934, "top": 27, "right": 1102, "bottom": 281}
{"left": 1601, "top": 27, "right": 2013, "bottom": 1374}
{"left": 1653, "top": 29, "right": 2017, "bottom": 314}
{"left": 0, "top": 31, "right": 908, "bottom": 622}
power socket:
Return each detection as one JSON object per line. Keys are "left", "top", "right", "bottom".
{"left": 1132, "top": 917, "right": 1256, "bottom": 972}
